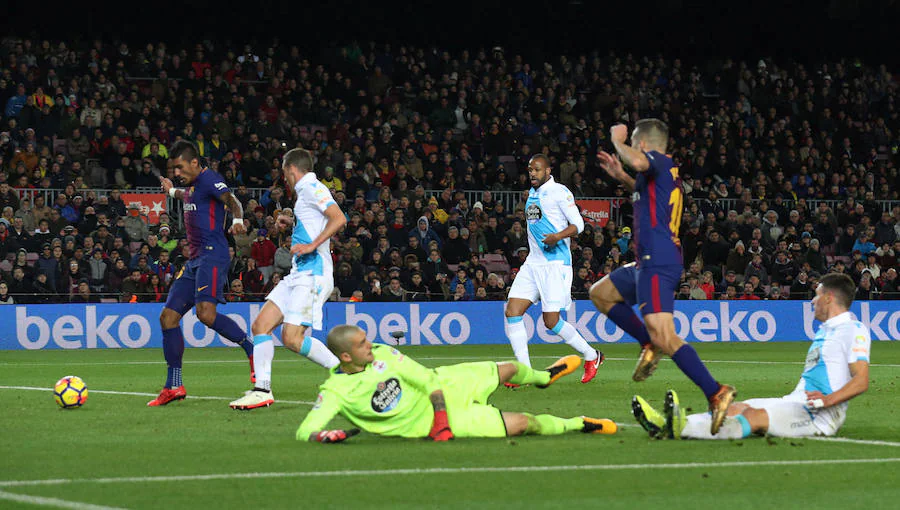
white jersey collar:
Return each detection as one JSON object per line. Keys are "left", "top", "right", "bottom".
{"left": 294, "top": 172, "right": 317, "bottom": 193}
{"left": 532, "top": 175, "right": 555, "bottom": 194}
{"left": 822, "top": 311, "right": 853, "bottom": 329}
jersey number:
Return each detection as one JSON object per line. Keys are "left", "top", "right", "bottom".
{"left": 668, "top": 187, "right": 683, "bottom": 238}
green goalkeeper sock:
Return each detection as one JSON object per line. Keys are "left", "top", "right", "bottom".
{"left": 523, "top": 414, "right": 584, "bottom": 436}
{"left": 507, "top": 362, "right": 551, "bottom": 386}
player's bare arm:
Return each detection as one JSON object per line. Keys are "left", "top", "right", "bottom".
{"left": 610, "top": 124, "right": 650, "bottom": 172}
{"left": 806, "top": 360, "right": 870, "bottom": 408}
{"left": 219, "top": 191, "right": 246, "bottom": 235}
{"left": 597, "top": 151, "right": 636, "bottom": 191}
{"left": 291, "top": 203, "right": 347, "bottom": 256}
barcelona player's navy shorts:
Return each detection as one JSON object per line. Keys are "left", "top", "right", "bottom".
{"left": 609, "top": 262, "right": 681, "bottom": 316}
{"left": 608, "top": 263, "right": 638, "bottom": 307}
{"left": 164, "top": 257, "right": 229, "bottom": 315}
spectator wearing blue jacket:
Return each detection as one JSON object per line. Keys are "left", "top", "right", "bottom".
{"left": 5, "top": 84, "right": 27, "bottom": 118}
{"left": 852, "top": 234, "right": 877, "bottom": 257}
{"left": 449, "top": 267, "right": 475, "bottom": 300}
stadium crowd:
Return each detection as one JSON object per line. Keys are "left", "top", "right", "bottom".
{"left": 0, "top": 37, "right": 897, "bottom": 304}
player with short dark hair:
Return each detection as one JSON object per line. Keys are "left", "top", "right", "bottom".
{"left": 230, "top": 148, "right": 347, "bottom": 410}
{"left": 635, "top": 273, "right": 871, "bottom": 440}
{"left": 591, "top": 121, "right": 736, "bottom": 435}
{"left": 148, "top": 140, "right": 254, "bottom": 406}
{"left": 295, "top": 325, "right": 617, "bottom": 443}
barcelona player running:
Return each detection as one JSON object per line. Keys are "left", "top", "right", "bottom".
{"left": 295, "top": 325, "right": 616, "bottom": 443}
{"left": 148, "top": 140, "right": 255, "bottom": 406}
{"left": 590, "top": 120, "right": 736, "bottom": 434}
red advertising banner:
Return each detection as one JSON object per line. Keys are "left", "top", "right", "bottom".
{"left": 577, "top": 199, "right": 611, "bottom": 227}
{"left": 121, "top": 193, "right": 167, "bottom": 225}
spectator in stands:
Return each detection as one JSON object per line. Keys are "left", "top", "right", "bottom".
{"left": 853, "top": 233, "right": 877, "bottom": 257}
{"left": 227, "top": 279, "right": 247, "bottom": 302}
{"left": 123, "top": 204, "right": 148, "bottom": 242}
{"left": 0, "top": 281, "right": 14, "bottom": 304}
{"left": 449, "top": 267, "right": 474, "bottom": 300}
{"left": 87, "top": 248, "right": 107, "bottom": 292}
{"left": 250, "top": 228, "right": 276, "bottom": 281}
{"left": 238, "top": 257, "right": 266, "bottom": 298}
{"left": 120, "top": 268, "right": 146, "bottom": 303}
{"left": 71, "top": 280, "right": 99, "bottom": 303}
{"left": 739, "top": 282, "right": 761, "bottom": 300}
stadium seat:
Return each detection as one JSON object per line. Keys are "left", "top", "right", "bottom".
{"left": 100, "top": 298, "right": 118, "bottom": 303}
{"left": 0, "top": 260, "right": 11, "bottom": 272}
{"left": 26, "top": 253, "right": 38, "bottom": 266}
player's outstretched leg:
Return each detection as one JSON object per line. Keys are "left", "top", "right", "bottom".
{"left": 497, "top": 359, "right": 577, "bottom": 388}
{"left": 231, "top": 302, "right": 282, "bottom": 410}
{"left": 544, "top": 312, "right": 603, "bottom": 384}
{"left": 507, "top": 413, "right": 617, "bottom": 436}
{"left": 535, "top": 355, "right": 581, "bottom": 389}
{"left": 631, "top": 395, "right": 664, "bottom": 438}
{"left": 590, "top": 270, "right": 656, "bottom": 381}
{"left": 200, "top": 305, "right": 255, "bottom": 382}
{"left": 149, "top": 308, "right": 188, "bottom": 406}
{"left": 644, "top": 313, "right": 736, "bottom": 434}
{"left": 661, "top": 389, "right": 686, "bottom": 439}
{"left": 680, "top": 412, "right": 752, "bottom": 440}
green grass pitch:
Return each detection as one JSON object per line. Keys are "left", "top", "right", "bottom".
{"left": 1, "top": 342, "right": 899, "bottom": 509}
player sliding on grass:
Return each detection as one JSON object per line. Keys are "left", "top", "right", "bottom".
{"left": 296, "top": 325, "right": 617, "bottom": 443}
{"left": 590, "top": 120, "right": 736, "bottom": 434}
{"left": 504, "top": 154, "right": 604, "bottom": 385}
{"left": 634, "top": 273, "right": 871, "bottom": 440}
{"left": 149, "top": 140, "right": 254, "bottom": 406}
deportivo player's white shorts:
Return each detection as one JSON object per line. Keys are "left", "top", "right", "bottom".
{"left": 266, "top": 273, "right": 333, "bottom": 329}
{"left": 508, "top": 263, "right": 573, "bottom": 312}
{"left": 743, "top": 395, "right": 845, "bottom": 437}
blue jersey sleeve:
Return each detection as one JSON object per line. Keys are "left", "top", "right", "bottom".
{"left": 643, "top": 151, "right": 666, "bottom": 178}
{"left": 206, "top": 171, "right": 230, "bottom": 200}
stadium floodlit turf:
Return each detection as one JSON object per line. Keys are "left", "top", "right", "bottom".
{"left": 2, "top": 342, "right": 899, "bottom": 509}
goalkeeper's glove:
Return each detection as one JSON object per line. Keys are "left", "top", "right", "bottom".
{"left": 314, "top": 428, "right": 360, "bottom": 444}
{"left": 428, "top": 410, "right": 454, "bottom": 441}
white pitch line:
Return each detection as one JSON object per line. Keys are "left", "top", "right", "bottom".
{"left": 3, "top": 356, "right": 899, "bottom": 368}
{"left": 1, "top": 458, "right": 899, "bottom": 488}
{"left": 0, "top": 386, "right": 314, "bottom": 406}
{"left": 810, "top": 437, "right": 900, "bottom": 448}
{"left": 0, "top": 489, "right": 127, "bottom": 510}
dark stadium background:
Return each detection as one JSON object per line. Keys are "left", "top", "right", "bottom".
{"left": 2, "top": 1, "right": 897, "bottom": 59}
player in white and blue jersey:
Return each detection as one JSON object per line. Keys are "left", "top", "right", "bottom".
{"left": 633, "top": 273, "right": 872, "bottom": 439}
{"left": 504, "top": 154, "right": 604, "bottom": 384}
{"left": 230, "top": 148, "right": 347, "bottom": 410}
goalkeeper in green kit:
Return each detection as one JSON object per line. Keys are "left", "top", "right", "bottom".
{"left": 297, "top": 325, "right": 617, "bottom": 443}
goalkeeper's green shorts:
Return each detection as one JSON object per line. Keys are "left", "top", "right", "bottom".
{"left": 435, "top": 361, "right": 507, "bottom": 438}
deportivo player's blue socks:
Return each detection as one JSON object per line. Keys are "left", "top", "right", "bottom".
{"left": 672, "top": 344, "right": 720, "bottom": 399}
{"left": 162, "top": 327, "right": 185, "bottom": 388}
{"left": 211, "top": 314, "right": 253, "bottom": 358}
{"left": 607, "top": 303, "right": 651, "bottom": 347}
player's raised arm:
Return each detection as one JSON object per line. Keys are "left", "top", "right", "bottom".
{"left": 219, "top": 191, "right": 246, "bottom": 235}
{"left": 807, "top": 326, "right": 871, "bottom": 409}
{"left": 610, "top": 124, "right": 651, "bottom": 172}
{"left": 160, "top": 176, "right": 186, "bottom": 201}
{"left": 597, "top": 151, "right": 636, "bottom": 192}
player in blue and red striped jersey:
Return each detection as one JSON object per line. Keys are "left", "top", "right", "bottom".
{"left": 147, "top": 140, "right": 256, "bottom": 406}
{"left": 589, "top": 119, "right": 737, "bottom": 435}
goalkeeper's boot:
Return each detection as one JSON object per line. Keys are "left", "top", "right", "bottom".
{"left": 661, "top": 389, "right": 686, "bottom": 440}
{"left": 632, "top": 344, "right": 662, "bottom": 382}
{"left": 229, "top": 389, "right": 275, "bottom": 410}
{"left": 503, "top": 382, "right": 522, "bottom": 389}
{"left": 147, "top": 386, "right": 186, "bottom": 407}
{"left": 536, "top": 355, "right": 581, "bottom": 389}
{"left": 708, "top": 384, "right": 737, "bottom": 435}
{"left": 249, "top": 355, "right": 256, "bottom": 384}
{"left": 582, "top": 417, "right": 618, "bottom": 435}
{"left": 632, "top": 395, "right": 665, "bottom": 438}
{"left": 581, "top": 350, "right": 605, "bottom": 383}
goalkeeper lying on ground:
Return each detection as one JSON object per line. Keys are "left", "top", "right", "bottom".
{"left": 296, "top": 325, "right": 617, "bottom": 443}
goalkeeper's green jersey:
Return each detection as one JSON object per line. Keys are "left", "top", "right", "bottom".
{"left": 296, "top": 344, "right": 442, "bottom": 440}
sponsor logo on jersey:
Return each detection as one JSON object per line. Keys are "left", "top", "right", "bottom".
{"left": 525, "top": 204, "right": 542, "bottom": 222}
{"left": 804, "top": 345, "right": 821, "bottom": 371}
{"left": 183, "top": 203, "right": 197, "bottom": 211}
{"left": 371, "top": 377, "right": 402, "bottom": 413}
{"left": 312, "top": 393, "right": 324, "bottom": 410}
{"left": 372, "top": 360, "right": 386, "bottom": 372}
{"left": 214, "top": 182, "right": 227, "bottom": 190}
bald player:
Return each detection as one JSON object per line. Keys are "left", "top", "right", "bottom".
{"left": 295, "top": 325, "right": 617, "bottom": 443}
{"left": 591, "top": 120, "right": 736, "bottom": 435}
{"left": 503, "top": 154, "right": 604, "bottom": 385}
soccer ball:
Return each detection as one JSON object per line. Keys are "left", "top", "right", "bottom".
{"left": 53, "top": 376, "right": 88, "bottom": 409}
